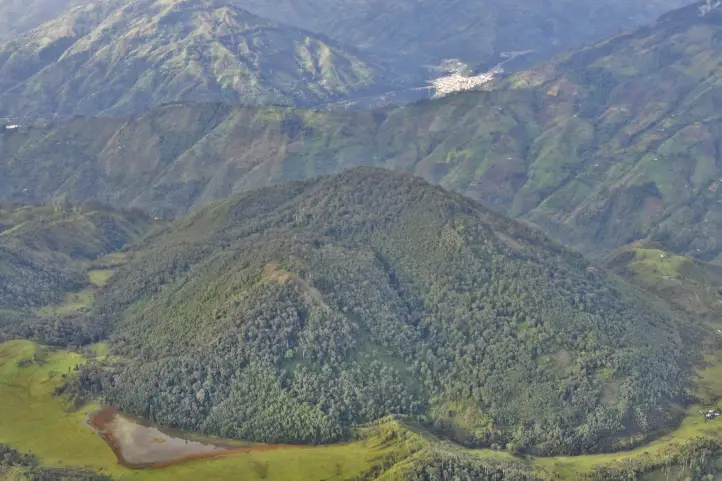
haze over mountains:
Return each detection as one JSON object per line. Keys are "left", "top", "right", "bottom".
{"left": 233, "top": 0, "right": 692, "bottom": 73}
{"left": 0, "top": 0, "right": 692, "bottom": 118}
{"left": 3, "top": 1, "right": 722, "bottom": 480}
{"left": 3, "top": 2, "right": 722, "bottom": 263}
{"left": 0, "top": 0, "right": 400, "bottom": 118}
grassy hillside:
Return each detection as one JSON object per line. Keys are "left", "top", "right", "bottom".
{"left": 63, "top": 168, "right": 694, "bottom": 457}
{"left": 0, "top": 0, "right": 397, "bottom": 119}
{"left": 607, "top": 242, "right": 722, "bottom": 324}
{"left": 2, "top": 3, "right": 722, "bottom": 261}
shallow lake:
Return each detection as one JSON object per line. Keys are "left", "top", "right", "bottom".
{"left": 88, "top": 407, "right": 271, "bottom": 468}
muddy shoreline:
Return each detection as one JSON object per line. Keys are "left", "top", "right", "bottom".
{"left": 88, "top": 407, "right": 298, "bottom": 469}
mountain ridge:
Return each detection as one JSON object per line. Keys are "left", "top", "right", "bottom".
{"left": 3, "top": 1, "right": 720, "bottom": 261}
{"left": 0, "top": 0, "right": 398, "bottom": 119}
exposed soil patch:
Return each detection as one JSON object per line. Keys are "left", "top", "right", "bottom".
{"left": 88, "top": 407, "right": 296, "bottom": 469}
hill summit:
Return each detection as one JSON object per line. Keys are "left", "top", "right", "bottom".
{"left": 0, "top": 0, "right": 393, "bottom": 119}
{"left": 85, "top": 168, "right": 691, "bottom": 455}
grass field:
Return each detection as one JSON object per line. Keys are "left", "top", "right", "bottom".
{"left": 88, "top": 269, "right": 116, "bottom": 288}
{"left": 0, "top": 340, "right": 417, "bottom": 481}
{"left": 2, "top": 339, "right": 722, "bottom": 480}
{"left": 34, "top": 288, "right": 96, "bottom": 317}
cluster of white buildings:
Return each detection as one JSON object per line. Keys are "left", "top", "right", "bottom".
{"left": 429, "top": 71, "right": 496, "bottom": 98}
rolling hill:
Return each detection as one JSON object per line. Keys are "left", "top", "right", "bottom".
{"left": 78, "top": 168, "right": 693, "bottom": 456}
{"left": 0, "top": 203, "right": 153, "bottom": 345}
{"left": 607, "top": 241, "right": 722, "bottom": 324}
{"left": 0, "top": 0, "right": 397, "bottom": 119}
{"left": 3, "top": 1, "right": 721, "bottom": 263}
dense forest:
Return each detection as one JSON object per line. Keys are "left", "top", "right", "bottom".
{"left": 68, "top": 168, "right": 694, "bottom": 456}
{"left": 0, "top": 203, "right": 152, "bottom": 344}
{"left": 0, "top": 203, "right": 150, "bottom": 310}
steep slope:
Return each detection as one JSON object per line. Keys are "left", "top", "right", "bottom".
{"left": 0, "top": 203, "right": 151, "bottom": 310}
{"left": 606, "top": 241, "right": 722, "bottom": 324}
{"left": 87, "top": 168, "right": 690, "bottom": 455}
{"left": 0, "top": 0, "right": 395, "bottom": 119}
{"left": 496, "top": 1, "right": 722, "bottom": 262}
{"left": 233, "top": 0, "right": 690, "bottom": 76}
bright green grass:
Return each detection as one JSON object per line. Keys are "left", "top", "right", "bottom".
{"left": 0, "top": 340, "right": 410, "bottom": 481}
{"left": 88, "top": 269, "right": 116, "bottom": 287}
{"left": 625, "top": 248, "right": 686, "bottom": 279}
{"left": 34, "top": 288, "right": 95, "bottom": 316}
{"left": 0, "top": 467, "right": 26, "bottom": 481}
{"left": 89, "top": 342, "right": 111, "bottom": 360}
{"left": 695, "top": 351, "right": 722, "bottom": 405}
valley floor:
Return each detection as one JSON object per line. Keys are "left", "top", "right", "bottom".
{"left": 1, "top": 339, "right": 721, "bottom": 480}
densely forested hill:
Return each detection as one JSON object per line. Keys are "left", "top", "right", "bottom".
{"left": 2, "top": 3, "right": 722, "bottom": 262}
{"left": 79, "top": 168, "right": 692, "bottom": 455}
{"left": 0, "top": 0, "right": 397, "bottom": 119}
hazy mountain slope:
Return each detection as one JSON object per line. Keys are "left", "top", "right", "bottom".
{"left": 0, "top": 0, "right": 91, "bottom": 41}
{"left": 233, "top": 0, "right": 690, "bottom": 73}
{"left": 0, "top": 0, "right": 395, "bottom": 119}
{"left": 2, "top": 2, "right": 722, "bottom": 262}
{"left": 84, "top": 168, "right": 690, "bottom": 455}
{"left": 496, "top": 1, "right": 722, "bottom": 262}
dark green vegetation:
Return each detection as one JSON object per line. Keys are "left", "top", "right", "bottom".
{"left": 0, "top": 444, "right": 37, "bottom": 469}
{"left": 67, "top": 168, "right": 692, "bottom": 456}
{"left": 3, "top": 2, "right": 721, "bottom": 262}
{"left": 0, "top": 0, "right": 398, "bottom": 119}
{"left": 0, "top": 203, "right": 152, "bottom": 345}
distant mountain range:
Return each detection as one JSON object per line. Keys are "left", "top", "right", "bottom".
{"left": 0, "top": 0, "right": 90, "bottom": 41}
{"left": 232, "top": 0, "right": 692, "bottom": 74}
{"left": 2, "top": 2, "right": 721, "bottom": 262}
{"left": 0, "top": 0, "right": 400, "bottom": 119}
{"left": 0, "top": 0, "right": 693, "bottom": 118}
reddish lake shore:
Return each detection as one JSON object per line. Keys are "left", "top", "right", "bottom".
{"left": 88, "top": 407, "right": 298, "bottom": 469}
